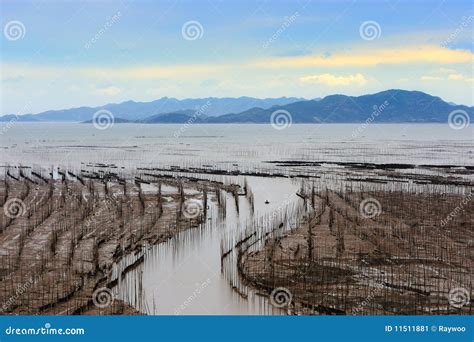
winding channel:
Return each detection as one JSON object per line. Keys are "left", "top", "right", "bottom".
{"left": 116, "top": 176, "right": 301, "bottom": 315}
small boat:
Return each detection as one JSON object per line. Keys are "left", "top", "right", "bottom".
{"left": 264, "top": 200, "right": 270, "bottom": 204}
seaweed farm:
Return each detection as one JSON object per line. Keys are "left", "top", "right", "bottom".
{"left": 0, "top": 123, "right": 472, "bottom": 315}
{"left": 236, "top": 183, "right": 472, "bottom": 315}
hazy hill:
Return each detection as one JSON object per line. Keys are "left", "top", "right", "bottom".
{"left": 0, "top": 96, "right": 306, "bottom": 122}
{"left": 4, "top": 90, "right": 472, "bottom": 124}
{"left": 207, "top": 90, "right": 473, "bottom": 123}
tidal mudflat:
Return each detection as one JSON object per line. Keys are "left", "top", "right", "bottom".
{"left": 0, "top": 123, "right": 472, "bottom": 315}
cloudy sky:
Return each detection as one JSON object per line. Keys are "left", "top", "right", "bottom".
{"left": 1, "top": 0, "right": 473, "bottom": 115}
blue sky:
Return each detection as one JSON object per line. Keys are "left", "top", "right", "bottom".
{"left": 1, "top": 0, "right": 473, "bottom": 114}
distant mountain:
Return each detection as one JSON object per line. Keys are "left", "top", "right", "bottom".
{"left": 207, "top": 90, "right": 473, "bottom": 123}
{"left": 139, "top": 110, "right": 207, "bottom": 123}
{"left": 0, "top": 96, "right": 306, "bottom": 122}
{"left": 82, "top": 117, "right": 132, "bottom": 124}
{"left": 6, "top": 90, "right": 473, "bottom": 124}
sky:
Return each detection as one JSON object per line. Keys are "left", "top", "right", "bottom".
{"left": 1, "top": 0, "right": 473, "bottom": 115}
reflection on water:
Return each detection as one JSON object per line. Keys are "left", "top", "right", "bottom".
{"left": 117, "top": 176, "right": 301, "bottom": 315}
{"left": 2, "top": 124, "right": 472, "bottom": 169}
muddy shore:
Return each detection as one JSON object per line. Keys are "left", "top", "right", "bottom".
{"left": 238, "top": 187, "right": 473, "bottom": 315}
{"left": 1, "top": 162, "right": 472, "bottom": 315}
{"left": 0, "top": 166, "right": 237, "bottom": 315}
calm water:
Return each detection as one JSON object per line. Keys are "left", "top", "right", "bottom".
{"left": 1, "top": 123, "right": 472, "bottom": 168}
{"left": 117, "top": 176, "right": 301, "bottom": 315}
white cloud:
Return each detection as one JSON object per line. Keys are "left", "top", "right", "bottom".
{"left": 299, "top": 73, "right": 368, "bottom": 86}
{"left": 421, "top": 75, "right": 443, "bottom": 81}
{"left": 448, "top": 73, "right": 473, "bottom": 82}
{"left": 259, "top": 45, "right": 474, "bottom": 68}
{"left": 95, "top": 86, "right": 122, "bottom": 96}
{"left": 448, "top": 73, "right": 464, "bottom": 80}
{"left": 438, "top": 67, "right": 457, "bottom": 74}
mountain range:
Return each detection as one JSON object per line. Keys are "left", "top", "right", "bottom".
{"left": 0, "top": 96, "right": 305, "bottom": 122}
{"left": 207, "top": 90, "right": 473, "bottom": 124}
{"left": 1, "top": 90, "right": 472, "bottom": 124}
